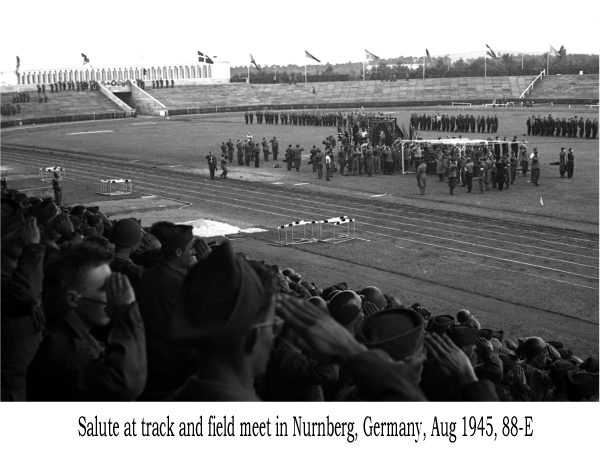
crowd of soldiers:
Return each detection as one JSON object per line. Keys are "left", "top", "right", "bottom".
{"left": 2, "top": 183, "right": 598, "bottom": 402}
{"left": 36, "top": 80, "right": 99, "bottom": 93}
{"left": 411, "top": 113, "right": 499, "bottom": 133}
{"left": 526, "top": 115, "right": 598, "bottom": 139}
{"left": 2, "top": 92, "right": 30, "bottom": 116}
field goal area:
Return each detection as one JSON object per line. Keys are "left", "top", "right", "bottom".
{"left": 452, "top": 102, "right": 471, "bottom": 107}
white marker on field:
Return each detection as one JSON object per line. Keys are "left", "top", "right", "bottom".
{"left": 66, "top": 130, "right": 114, "bottom": 135}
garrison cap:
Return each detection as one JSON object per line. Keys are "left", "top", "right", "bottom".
{"left": 427, "top": 314, "right": 455, "bottom": 335}
{"left": 153, "top": 224, "right": 194, "bottom": 253}
{"left": 171, "top": 240, "right": 270, "bottom": 348}
{"left": 355, "top": 308, "right": 425, "bottom": 361}
{"left": 110, "top": 218, "right": 143, "bottom": 247}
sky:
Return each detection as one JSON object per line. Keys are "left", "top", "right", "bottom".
{"left": 1, "top": 0, "right": 599, "bottom": 74}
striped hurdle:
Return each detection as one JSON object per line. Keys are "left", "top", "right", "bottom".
{"left": 40, "top": 167, "right": 66, "bottom": 182}
{"left": 271, "top": 216, "right": 360, "bottom": 246}
{"left": 319, "top": 217, "right": 357, "bottom": 244}
{"left": 98, "top": 179, "right": 133, "bottom": 196}
{"left": 271, "top": 219, "right": 321, "bottom": 246}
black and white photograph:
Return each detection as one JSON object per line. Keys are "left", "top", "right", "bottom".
{"left": 1, "top": 0, "right": 598, "bottom": 456}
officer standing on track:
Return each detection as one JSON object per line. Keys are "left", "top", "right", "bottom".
{"left": 206, "top": 151, "right": 217, "bottom": 179}
{"left": 270, "top": 137, "right": 279, "bottom": 160}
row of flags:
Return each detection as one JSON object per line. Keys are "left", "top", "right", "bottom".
{"left": 13, "top": 45, "right": 568, "bottom": 75}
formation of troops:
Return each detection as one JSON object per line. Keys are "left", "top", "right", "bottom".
{"left": 411, "top": 113, "right": 499, "bottom": 133}
{"left": 526, "top": 115, "right": 598, "bottom": 139}
{"left": 243, "top": 108, "right": 394, "bottom": 129}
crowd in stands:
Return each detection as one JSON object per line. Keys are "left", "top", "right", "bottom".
{"left": 2, "top": 177, "right": 597, "bottom": 402}
{"left": 526, "top": 115, "right": 598, "bottom": 139}
{"left": 411, "top": 113, "right": 499, "bottom": 133}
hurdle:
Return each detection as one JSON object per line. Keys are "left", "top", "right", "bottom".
{"left": 40, "top": 167, "right": 66, "bottom": 182}
{"left": 319, "top": 217, "right": 357, "bottom": 244}
{"left": 270, "top": 219, "right": 320, "bottom": 246}
{"left": 98, "top": 179, "right": 133, "bottom": 196}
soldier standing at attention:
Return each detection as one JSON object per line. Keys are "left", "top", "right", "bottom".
{"left": 261, "top": 138, "right": 270, "bottom": 162}
{"left": 293, "top": 144, "right": 303, "bottom": 171}
{"left": 315, "top": 149, "right": 324, "bottom": 179}
{"left": 220, "top": 142, "right": 228, "bottom": 159}
{"left": 567, "top": 148, "right": 574, "bottom": 179}
{"left": 416, "top": 161, "right": 427, "bottom": 195}
{"left": 559, "top": 147, "right": 566, "bottom": 178}
{"left": 254, "top": 143, "right": 261, "bottom": 167}
{"left": 448, "top": 158, "right": 458, "bottom": 195}
{"left": 52, "top": 172, "right": 62, "bottom": 206}
{"left": 220, "top": 154, "right": 228, "bottom": 179}
{"left": 227, "top": 139, "right": 234, "bottom": 163}
{"left": 244, "top": 111, "right": 249, "bottom": 124}
{"left": 206, "top": 152, "right": 217, "bottom": 179}
{"left": 270, "top": 137, "right": 279, "bottom": 160}
{"left": 236, "top": 140, "right": 244, "bottom": 165}
{"left": 249, "top": 109, "right": 254, "bottom": 124}
{"left": 530, "top": 148, "right": 541, "bottom": 186}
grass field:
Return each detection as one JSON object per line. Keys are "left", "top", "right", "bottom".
{"left": 2, "top": 105, "right": 598, "bottom": 232}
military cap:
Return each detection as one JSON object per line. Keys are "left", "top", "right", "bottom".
{"left": 171, "top": 240, "right": 269, "bottom": 348}
{"left": 475, "top": 355, "right": 503, "bottom": 383}
{"left": 580, "top": 356, "right": 599, "bottom": 373}
{"left": 328, "top": 290, "right": 363, "bottom": 326}
{"left": 427, "top": 314, "right": 455, "bottom": 335}
{"left": 322, "top": 282, "right": 348, "bottom": 300}
{"left": 446, "top": 324, "right": 488, "bottom": 347}
{"left": 82, "top": 227, "right": 98, "bottom": 237}
{"left": 557, "top": 348, "right": 573, "bottom": 360}
{"left": 153, "top": 224, "right": 193, "bottom": 252}
{"left": 499, "top": 353, "right": 519, "bottom": 373}
{"left": 71, "top": 205, "right": 87, "bottom": 216}
{"left": 25, "top": 198, "right": 59, "bottom": 225}
{"left": 456, "top": 309, "right": 472, "bottom": 324}
{"left": 86, "top": 206, "right": 100, "bottom": 214}
{"left": 357, "top": 286, "right": 387, "bottom": 311}
{"left": 355, "top": 308, "right": 424, "bottom": 361}
{"left": 550, "top": 359, "right": 579, "bottom": 383}
{"left": 69, "top": 215, "right": 82, "bottom": 229}
{"left": 110, "top": 218, "right": 143, "bottom": 247}
{"left": 565, "top": 372, "right": 599, "bottom": 401}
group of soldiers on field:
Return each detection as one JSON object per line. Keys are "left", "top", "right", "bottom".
{"left": 526, "top": 115, "right": 598, "bottom": 139}
{"left": 411, "top": 113, "right": 499, "bottom": 134}
{"left": 36, "top": 81, "right": 98, "bottom": 93}
{"left": 2, "top": 92, "right": 30, "bottom": 116}
{"left": 243, "top": 109, "right": 394, "bottom": 129}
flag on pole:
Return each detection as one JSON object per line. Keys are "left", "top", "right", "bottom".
{"left": 16, "top": 56, "right": 20, "bottom": 74}
{"left": 198, "top": 51, "right": 205, "bottom": 62}
{"left": 485, "top": 44, "right": 499, "bottom": 59}
{"left": 558, "top": 45, "right": 566, "bottom": 58}
{"left": 365, "top": 49, "right": 380, "bottom": 61}
{"left": 250, "top": 54, "right": 261, "bottom": 70}
{"left": 305, "top": 51, "right": 321, "bottom": 63}
{"left": 81, "top": 53, "right": 90, "bottom": 65}
{"left": 549, "top": 45, "right": 559, "bottom": 57}
{"left": 426, "top": 49, "right": 432, "bottom": 63}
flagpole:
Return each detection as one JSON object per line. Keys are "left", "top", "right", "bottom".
{"left": 247, "top": 63, "right": 250, "bottom": 84}
{"left": 546, "top": 46, "right": 550, "bottom": 75}
{"left": 422, "top": 57, "right": 425, "bottom": 79}
{"left": 484, "top": 52, "right": 487, "bottom": 78}
{"left": 305, "top": 64, "right": 307, "bottom": 84}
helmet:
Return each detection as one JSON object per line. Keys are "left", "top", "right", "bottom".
{"left": 522, "top": 337, "right": 547, "bottom": 359}
{"left": 327, "top": 290, "right": 363, "bottom": 326}
{"left": 357, "top": 286, "right": 387, "bottom": 311}
{"left": 308, "top": 296, "right": 328, "bottom": 313}
{"left": 456, "top": 309, "right": 472, "bottom": 324}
